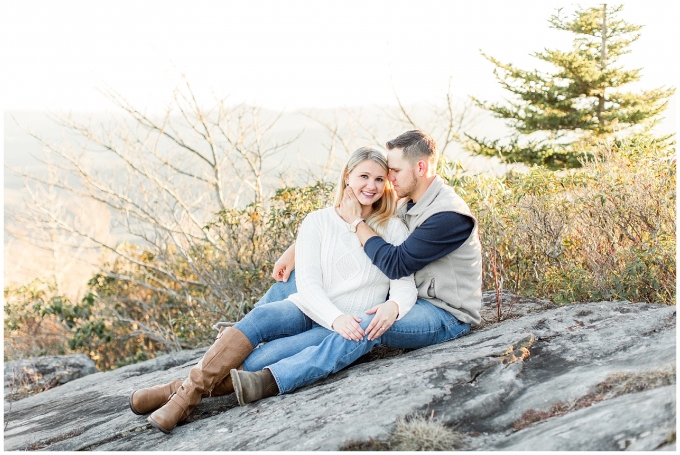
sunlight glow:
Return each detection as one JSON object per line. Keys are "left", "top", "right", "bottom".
{"left": 1, "top": 0, "right": 677, "bottom": 113}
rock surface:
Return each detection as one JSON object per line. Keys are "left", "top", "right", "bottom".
{"left": 3, "top": 295, "right": 676, "bottom": 451}
{"left": 4, "top": 354, "right": 98, "bottom": 399}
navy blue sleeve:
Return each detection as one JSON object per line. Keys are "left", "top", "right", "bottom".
{"left": 364, "top": 212, "right": 474, "bottom": 280}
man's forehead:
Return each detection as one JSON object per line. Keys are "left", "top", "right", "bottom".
{"left": 386, "top": 148, "right": 405, "bottom": 166}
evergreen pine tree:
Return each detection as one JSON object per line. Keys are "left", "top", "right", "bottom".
{"left": 465, "top": 4, "right": 675, "bottom": 169}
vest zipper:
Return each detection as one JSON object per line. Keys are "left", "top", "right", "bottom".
{"left": 427, "top": 278, "right": 436, "bottom": 298}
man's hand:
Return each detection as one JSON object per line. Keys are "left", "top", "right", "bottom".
{"left": 365, "top": 301, "right": 399, "bottom": 341}
{"left": 338, "top": 186, "right": 362, "bottom": 223}
{"left": 272, "top": 244, "right": 295, "bottom": 282}
{"left": 340, "top": 186, "right": 378, "bottom": 245}
{"left": 332, "top": 314, "right": 364, "bottom": 341}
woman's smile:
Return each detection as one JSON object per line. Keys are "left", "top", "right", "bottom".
{"left": 345, "top": 160, "right": 387, "bottom": 207}
{"left": 359, "top": 189, "right": 376, "bottom": 199}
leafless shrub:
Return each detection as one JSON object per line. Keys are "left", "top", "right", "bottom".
{"left": 6, "top": 78, "right": 302, "bottom": 352}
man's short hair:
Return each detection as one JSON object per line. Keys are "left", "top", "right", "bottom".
{"left": 385, "top": 130, "right": 438, "bottom": 165}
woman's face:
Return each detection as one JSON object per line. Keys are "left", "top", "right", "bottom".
{"left": 345, "top": 159, "right": 388, "bottom": 206}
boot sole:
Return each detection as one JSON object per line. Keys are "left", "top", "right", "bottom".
{"left": 147, "top": 415, "right": 172, "bottom": 434}
{"left": 129, "top": 391, "right": 144, "bottom": 415}
{"left": 231, "top": 368, "right": 247, "bottom": 406}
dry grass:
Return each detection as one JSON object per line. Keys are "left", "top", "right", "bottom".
{"left": 340, "top": 437, "right": 391, "bottom": 451}
{"left": 594, "top": 364, "right": 676, "bottom": 398}
{"left": 513, "top": 364, "right": 676, "bottom": 431}
{"left": 390, "top": 413, "right": 466, "bottom": 451}
{"left": 3, "top": 365, "right": 54, "bottom": 403}
{"left": 666, "top": 429, "right": 676, "bottom": 446}
{"left": 341, "top": 412, "right": 466, "bottom": 451}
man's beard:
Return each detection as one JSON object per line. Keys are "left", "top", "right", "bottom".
{"left": 396, "top": 169, "right": 418, "bottom": 199}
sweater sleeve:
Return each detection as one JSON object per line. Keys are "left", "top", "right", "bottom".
{"left": 364, "top": 211, "right": 474, "bottom": 280}
{"left": 382, "top": 219, "right": 418, "bottom": 319}
{"left": 291, "top": 212, "right": 344, "bottom": 330}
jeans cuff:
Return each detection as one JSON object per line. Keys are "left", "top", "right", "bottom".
{"left": 265, "top": 367, "right": 283, "bottom": 395}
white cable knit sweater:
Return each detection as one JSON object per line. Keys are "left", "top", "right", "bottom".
{"left": 288, "top": 207, "right": 417, "bottom": 331}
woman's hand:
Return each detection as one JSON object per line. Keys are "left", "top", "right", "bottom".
{"left": 332, "top": 314, "right": 365, "bottom": 341}
{"left": 272, "top": 243, "right": 295, "bottom": 282}
{"left": 364, "top": 301, "right": 399, "bottom": 341}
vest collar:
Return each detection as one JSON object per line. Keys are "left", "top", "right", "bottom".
{"left": 404, "top": 175, "right": 446, "bottom": 216}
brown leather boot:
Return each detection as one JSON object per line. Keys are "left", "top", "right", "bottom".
{"left": 130, "top": 368, "right": 239, "bottom": 416}
{"left": 231, "top": 369, "right": 279, "bottom": 406}
{"left": 208, "top": 366, "right": 239, "bottom": 396}
{"left": 201, "top": 327, "right": 238, "bottom": 398}
{"left": 129, "top": 379, "right": 184, "bottom": 415}
{"left": 147, "top": 328, "right": 254, "bottom": 434}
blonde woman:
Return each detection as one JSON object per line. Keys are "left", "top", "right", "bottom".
{"left": 131, "top": 147, "right": 417, "bottom": 434}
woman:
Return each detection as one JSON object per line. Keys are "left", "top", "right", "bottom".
{"left": 129, "top": 147, "right": 416, "bottom": 434}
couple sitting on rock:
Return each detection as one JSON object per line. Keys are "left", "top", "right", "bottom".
{"left": 129, "top": 129, "right": 483, "bottom": 434}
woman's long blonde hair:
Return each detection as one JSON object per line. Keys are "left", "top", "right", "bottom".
{"left": 334, "top": 147, "right": 397, "bottom": 237}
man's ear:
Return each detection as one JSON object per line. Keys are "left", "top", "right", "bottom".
{"left": 417, "top": 160, "right": 427, "bottom": 176}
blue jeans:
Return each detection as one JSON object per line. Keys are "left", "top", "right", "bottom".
{"left": 251, "top": 270, "right": 471, "bottom": 393}
{"left": 234, "top": 298, "right": 333, "bottom": 372}
{"left": 252, "top": 272, "right": 299, "bottom": 308}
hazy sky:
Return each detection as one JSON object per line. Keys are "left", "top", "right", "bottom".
{"left": 1, "top": 0, "right": 678, "bottom": 112}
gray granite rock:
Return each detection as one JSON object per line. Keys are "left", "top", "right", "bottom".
{"left": 4, "top": 354, "right": 98, "bottom": 398}
{"left": 3, "top": 298, "right": 675, "bottom": 451}
{"left": 487, "top": 385, "right": 675, "bottom": 451}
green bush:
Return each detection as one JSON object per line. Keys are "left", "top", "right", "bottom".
{"left": 4, "top": 281, "right": 71, "bottom": 361}
{"left": 4, "top": 182, "right": 336, "bottom": 370}
{"left": 4, "top": 280, "right": 153, "bottom": 370}
{"left": 451, "top": 136, "right": 675, "bottom": 305}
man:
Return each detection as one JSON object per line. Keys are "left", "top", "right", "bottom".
{"left": 230, "top": 130, "right": 483, "bottom": 403}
